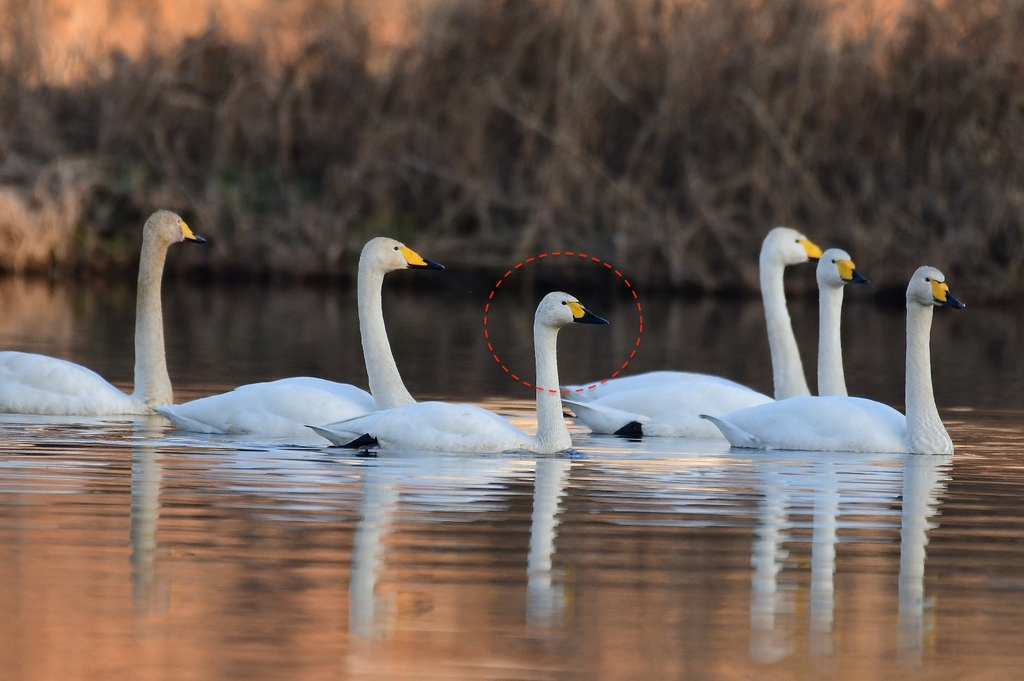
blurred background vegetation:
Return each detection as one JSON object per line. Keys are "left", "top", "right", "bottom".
{"left": 0, "top": 0, "right": 1022, "bottom": 297}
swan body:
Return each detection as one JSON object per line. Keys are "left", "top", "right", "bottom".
{"left": 563, "top": 227, "right": 821, "bottom": 404}
{"left": 310, "top": 292, "right": 609, "bottom": 454}
{"left": 703, "top": 267, "right": 964, "bottom": 454}
{"left": 0, "top": 211, "right": 204, "bottom": 415}
{"left": 156, "top": 377, "right": 377, "bottom": 436}
{"left": 157, "top": 238, "right": 442, "bottom": 435}
{"left": 566, "top": 381, "right": 772, "bottom": 437}
{"left": 815, "top": 248, "right": 868, "bottom": 396}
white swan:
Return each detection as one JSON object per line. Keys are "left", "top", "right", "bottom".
{"left": 309, "top": 292, "right": 609, "bottom": 453}
{"left": 815, "top": 248, "right": 868, "bottom": 396}
{"left": 0, "top": 211, "right": 205, "bottom": 415}
{"left": 155, "top": 237, "right": 443, "bottom": 435}
{"left": 563, "top": 229, "right": 830, "bottom": 437}
{"left": 701, "top": 266, "right": 964, "bottom": 454}
{"left": 563, "top": 227, "right": 823, "bottom": 403}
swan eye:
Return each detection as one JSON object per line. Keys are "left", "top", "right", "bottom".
{"left": 925, "top": 277, "right": 931, "bottom": 282}
{"left": 561, "top": 301, "right": 567, "bottom": 305}
{"left": 832, "top": 259, "right": 837, "bottom": 263}
{"left": 394, "top": 246, "right": 399, "bottom": 251}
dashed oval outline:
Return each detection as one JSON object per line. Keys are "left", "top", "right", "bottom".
{"left": 482, "top": 251, "right": 644, "bottom": 394}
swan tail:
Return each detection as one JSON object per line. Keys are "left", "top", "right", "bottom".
{"left": 698, "top": 414, "right": 762, "bottom": 448}
{"left": 154, "top": 406, "right": 226, "bottom": 434}
{"left": 307, "top": 424, "right": 376, "bottom": 448}
{"left": 613, "top": 421, "right": 644, "bottom": 437}
{"left": 564, "top": 399, "right": 650, "bottom": 435}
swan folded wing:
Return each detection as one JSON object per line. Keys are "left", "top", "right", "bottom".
{"left": 0, "top": 351, "right": 140, "bottom": 415}
{"left": 716, "top": 396, "right": 908, "bottom": 453}
{"left": 574, "top": 382, "right": 773, "bottom": 437}
{"left": 563, "top": 400, "right": 650, "bottom": 435}
{"left": 316, "top": 401, "right": 532, "bottom": 453}
{"left": 563, "top": 371, "right": 755, "bottom": 402}
{"left": 157, "top": 377, "right": 376, "bottom": 435}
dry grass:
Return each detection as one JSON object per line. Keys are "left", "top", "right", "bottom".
{"left": 1, "top": 0, "right": 1023, "bottom": 296}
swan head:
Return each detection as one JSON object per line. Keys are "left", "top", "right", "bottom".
{"left": 536, "top": 292, "right": 609, "bottom": 329}
{"left": 144, "top": 210, "right": 205, "bottom": 245}
{"left": 817, "top": 248, "right": 869, "bottom": 289}
{"left": 760, "top": 226, "right": 822, "bottom": 267}
{"left": 362, "top": 237, "right": 444, "bottom": 273}
{"left": 907, "top": 266, "right": 966, "bottom": 309}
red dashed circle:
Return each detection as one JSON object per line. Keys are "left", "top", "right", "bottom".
{"left": 482, "top": 251, "right": 644, "bottom": 394}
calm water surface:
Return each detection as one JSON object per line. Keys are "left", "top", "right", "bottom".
{"left": 0, "top": 278, "right": 1022, "bottom": 680}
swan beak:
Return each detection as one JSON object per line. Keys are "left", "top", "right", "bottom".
{"left": 931, "top": 280, "right": 966, "bottom": 309}
{"left": 800, "top": 239, "right": 823, "bottom": 261}
{"left": 568, "top": 301, "right": 609, "bottom": 325}
{"left": 838, "top": 260, "right": 869, "bottom": 284}
{"left": 400, "top": 246, "right": 444, "bottom": 270}
{"left": 181, "top": 221, "right": 206, "bottom": 243}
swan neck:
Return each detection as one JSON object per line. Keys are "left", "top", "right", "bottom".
{"left": 761, "top": 260, "right": 810, "bottom": 399}
{"left": 533, "top": 322, "right": 571, "bottom": 453}
{"left": 905, "top": 304, "right": 951, "bottom": 453}
{"left": 132, "top": 235, "right": 172, "bottom": 407}
{"left": 817, "top": 285, "right": 847, "bottom": 396}
{"left": 358, "top": 262, "right": 414, "bottom": 409}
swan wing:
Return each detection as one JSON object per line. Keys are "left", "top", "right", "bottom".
{"left": 713, "top": 396, "right": 908, "bottom": 453}
{"left": 563, "top": 399, "right": 650, "bottom": 435}
{"left": 314, "top": 401, "right": 532, "bottom": 453}
{"left": 157, "top": 377, "right": 376, "bottom": 436}
{"left": 0, "top": 351, "right": 140, "bottom": 415}
{"left": 573, "top": 382, "right": 773, "bottom": 437}
{"left": 563, "top": 371, "right": 756, "bottom": 402}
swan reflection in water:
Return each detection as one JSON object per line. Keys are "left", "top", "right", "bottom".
{"left": 526, "top": 457, "right": 571, "bottom": 627}
{"left": 746, "top": 450, "right": 950, "bottom": 665}
{"left": 345, "top": 452, "right": 571, "bottom": 638}
{"left": 899, "top": 453, "right": 952, "bottom": 662}
{"left": 346, "top": 452, "right": 528, "bottom": 638}
{"left": 130, "top": 418, "right": 167, "bottom": 613}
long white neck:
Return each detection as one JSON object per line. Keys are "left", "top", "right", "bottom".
{"left": 131, "top": 236, "right": 173, "bottom": 407}
{"left": 905, "top": 304, "right": 952, "bottom": 454}
{"left": 817, "top": 285, "right": 847, "bottom": 396}
{"left": 761, "top": 260, "right": 810, "bottom": 399}
{"left": 532, "top": 322, "right": 572, "bottom": 453}
{"left": 358, "top": 262, "right": 414, "bottom": 410}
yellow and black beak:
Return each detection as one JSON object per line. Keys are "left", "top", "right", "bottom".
{"left": 931, "top": 280, "right": 965, "bottom": 309}
{"left": 567, "top": 301, "right": 609, "bottom": 325}
{"left": 800, "top": 238, "right": 823, "bottom": 261}
{"left": 181, "top": 221, "right": 206, "bottom": 244}
{"left": 838, "top": 260, "right": 869, "bottom": 285}
{"left": 400, "top": 246, "right": 444, "bottom": 270}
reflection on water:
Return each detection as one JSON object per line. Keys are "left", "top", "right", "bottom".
{"left": 526, "top": 457, "right": 570, "bottom": 628}
{"left": 0, "top": 280, "right": 1022, "bottom": 679}
{"left": 899, "top": 453, "right": 951, "bottom": 662}
{"left": 0, "top": 413, "right": 1022, "bottom": 679}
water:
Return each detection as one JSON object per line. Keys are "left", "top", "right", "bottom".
{"left": 0, "top": 278, "right": 1023, "bottom": 680}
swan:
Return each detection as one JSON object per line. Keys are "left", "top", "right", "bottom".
{"left": 309, "top": 292, "right": 609, "bottom": 453}
{"left": 0, "top": 210, "right": 205, "bottom": 415}
{"left": 155, "top": 237, "right": 443, "bottom": 435}
{"left": 565, "top": 245, "right": 867, "bottom": 437}
{"left": 564, "top": 226, "right": 822, "bottom": 403}
{"left": 701, "top": 266, "right": 964, "bottom": 454}
{"left": 815, "top": 248, "right": 869, "bottom": 396}
{"left": 563, "top": 228, "right": 829, "bottom": 437}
